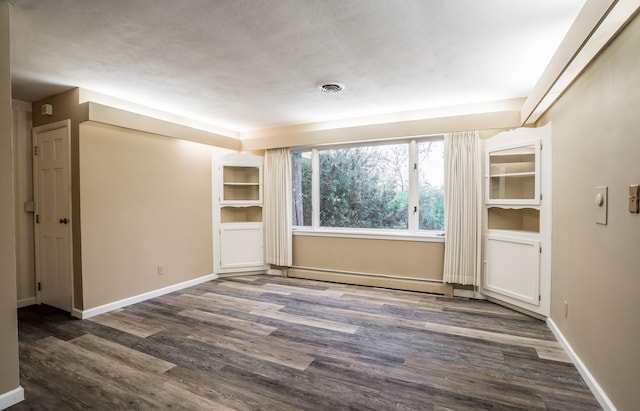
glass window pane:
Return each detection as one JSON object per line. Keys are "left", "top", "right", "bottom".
{"left": 418, "top": 140, "right": 444, "bottom": 231}
{"left": 319, "top": 144, "right": 408, "bottom": 229}
{"left": 291, "top": 151, "right": 312, "bottom": 227}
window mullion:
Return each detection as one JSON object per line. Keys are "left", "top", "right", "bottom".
{"left": 408, "top": 139, "right": 419, "bottom": 232}
{"left": 311, "top": 148, "right": 320, "bottom": 229}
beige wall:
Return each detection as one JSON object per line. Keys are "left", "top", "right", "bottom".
{"left": 0, "top": 0, "right": 21, "bottom": 398}
{"left": 242, "top": 109, "right": 521, "bottom": 151}
{"left": 540, "top": 13, "right": 640, "bottom": 411}
{"left": 79, "top": 122, "right": 222, "bottom": 309}
{"left": 291, "top": 235, "right": 450, "bottom": 294}
{"left": 33, "top": 88, "right": 88, "bottom": 308}
{"left": 12, "top": 103, "right": 34, "bottom": 303}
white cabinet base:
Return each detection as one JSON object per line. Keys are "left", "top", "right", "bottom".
{"left": 484, "top": 231, "right": 540, "bottom": 308}
{"left": 219, "top": 223, "right": 267, "bottom": 270}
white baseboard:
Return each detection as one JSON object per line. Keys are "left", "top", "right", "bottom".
{"left": 547, "top": 318, "right": 616, "bottom": 411}
{"left": 17, "top": 297, "right": 36, "bottom": 308}
{"left": 266, "top": 269, "right": 282, "bottom": 276}
{"left": 217, "top": 270, "right": 268, "bottom": 278}
{"left": 452, "top": 289, "right": 485, "bottom": 299}
{"left": 76, "top": 273, "right": 219, "bottom": 319}
{"left": 0, "top": 386, "right": 24, "bottom": 410}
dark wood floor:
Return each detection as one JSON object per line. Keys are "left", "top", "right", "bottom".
{"left": 11, "top": 275, "right": 600, "bottom": 410}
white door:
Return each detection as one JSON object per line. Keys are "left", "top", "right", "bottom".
{"left": 33, "top": 120, "right": 72, "bottom": 312}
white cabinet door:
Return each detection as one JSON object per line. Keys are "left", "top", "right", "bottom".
{"left": 484, "top": 232, "right": 540, "bottom": 307}
{"left": 219, "top": 224, "right": 264, "bottom": 269}
{"left": 485, "top": 136, "right": 541, "bottom": 206}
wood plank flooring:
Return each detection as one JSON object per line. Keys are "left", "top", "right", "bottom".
{"left": 11, "top": 275, "right": 600, "bottom": 410}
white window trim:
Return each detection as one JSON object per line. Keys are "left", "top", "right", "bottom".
{"left": 292, "top": 135, "right": 444, "bottom": 239}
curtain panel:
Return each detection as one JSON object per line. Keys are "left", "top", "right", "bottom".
{"left": 264, "top": 147, "right": 293, "bottom": 267}
{"left": 443, "top": 131, "right": 482, "bottom": 285}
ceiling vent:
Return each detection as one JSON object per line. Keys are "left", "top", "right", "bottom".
{"left": 319, "top": 83, "right": 344, "bottom": 93}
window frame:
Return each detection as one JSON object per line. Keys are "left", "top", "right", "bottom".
{"left": 291, "top": 135, "right": 445, "bottom": 241}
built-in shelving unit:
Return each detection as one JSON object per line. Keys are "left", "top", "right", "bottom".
{"left": 481, "top": 124, "right": 551, "bottom": 317}
{"left": 222, "top": 166, "right": 261, "bottom": 203}
{"left": 487, "top": 207, "right": 540, "bottom": 233}
{"left": 213, "top": 153, "right": 268, "bottom": 275}
{"left": 487, "top": 144, "right": 540, "bottom": 205}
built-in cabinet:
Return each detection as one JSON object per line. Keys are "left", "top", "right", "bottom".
{"left": 213, "top": 153, "right": 268, "bottom": 275}
{"left": 481, "top": 124, "right": 551, "bottom": 317}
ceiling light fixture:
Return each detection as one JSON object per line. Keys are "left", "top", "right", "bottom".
{"left": 319, "top": 82, "right": 344, "bottom": 93}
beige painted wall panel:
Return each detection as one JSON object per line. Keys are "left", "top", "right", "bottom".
{"left": 79, "top": 122, "right": 220, "bottom": 309}
{"left": 12, "top": 106, "right": 35, "bottom": 302}
{"left": 242, "top": 111, "right": 521, "bottom": 150}
{"left": 540, "top": 13, "right": 640, "bottom": 411}
{"left": 33, "top": 88, "right": 88, "bottom": 308}
{"left": 0, "top": 1, "right": 21, "bottom": 395}
{"left": 87, "top": 103, "right": 241, "bottom": 150}
{"left": 293, "top": 235, "right": 444, "bottom": 281}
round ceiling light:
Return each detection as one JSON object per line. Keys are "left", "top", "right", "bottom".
{"left": 319, "top": 83, "right": 344, "bottom": 93}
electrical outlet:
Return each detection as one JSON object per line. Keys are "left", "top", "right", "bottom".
{"left": 564, "top": 301, "right": 569, "bottom": 318}
{"left": 157, "top": 265, "right": 164, "bottom": 275}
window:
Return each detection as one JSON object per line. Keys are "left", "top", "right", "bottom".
{"left": 418, "top": 140, "right": 445, "bottom": 230}
{"left": 291, "top": 151, "right": 312, "bottom": 227}
{"left": 291, "top": 137, "right": 444, "bottom": 235}
{"left": 319, "top": 143, "right": 409, "bottom": 229}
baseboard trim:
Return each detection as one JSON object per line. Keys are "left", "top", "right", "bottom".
{"left": 452, "top": 289, "right": 485, "bottom": 299}
{"left": 547, "top": 318, "right": 616, "bottom": 411}
{"left": 17, "top": 297, "right": 36, "bottom": 308}
{"left": 266, "top": 269, "right": 282, "bottom": 276}
{"left": 76, "top": 273, "right": 219, "bottom": 319}
{"left": 0, "top": 386, "right": 24, "bottom": 410}
{"left": 217, "top": 270, "right": 268, "bottom": 278}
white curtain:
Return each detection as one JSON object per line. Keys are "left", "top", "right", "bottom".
{"left": 264, "top": 147, "right": 292, "bottom": 267}
{"left": 443, "top": 131, "right": 482, "bottom": 285}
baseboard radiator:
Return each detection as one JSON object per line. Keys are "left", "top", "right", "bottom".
{"left": 288, "top": 267, "right": 453, "bottom": 296}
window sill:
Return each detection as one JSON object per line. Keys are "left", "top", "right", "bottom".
{"left": 292, "top": 228, "right": 445, "bottom": 243}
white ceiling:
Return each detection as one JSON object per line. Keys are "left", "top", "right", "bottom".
{"left": 9, "top": 0, "right": 586, "bottom": 133}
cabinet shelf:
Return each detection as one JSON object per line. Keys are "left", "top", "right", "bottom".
{"left": 223, "top": 183, "right": 260, "bottom": 202}
{"left": 487, "top": 207, "right": 539, "bottom": 233}
{"left": 490, "top": 172, "right": 535, "bottom": 178}
{"left": 486, "top": 143, "right": 539, "bottom": 204}
{"left": 223, "top": 166, "right": 260, "bottom": 184}
{"left": 221, "top": 206, "right": 262, "bottom": 223}
{"left": 223, "top": 182, "right": 261, "bottom": 186}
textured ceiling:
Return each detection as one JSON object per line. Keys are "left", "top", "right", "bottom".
{"left": 9, "top": 0, "right": 586, "bottom": 132}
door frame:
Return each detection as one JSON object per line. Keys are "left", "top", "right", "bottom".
{"left": 32, "top": 119, "right": 74, "bottom": 311}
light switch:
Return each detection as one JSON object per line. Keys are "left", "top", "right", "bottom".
{"left": 629, "top": 185, "right": 640, "bottom": 213}
{"left": 594, "top": 186, "right": 608, "bottom": 225}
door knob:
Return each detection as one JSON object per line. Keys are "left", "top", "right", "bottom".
{"left": 59, "top": 218, "right": 68, "bottom": 224}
